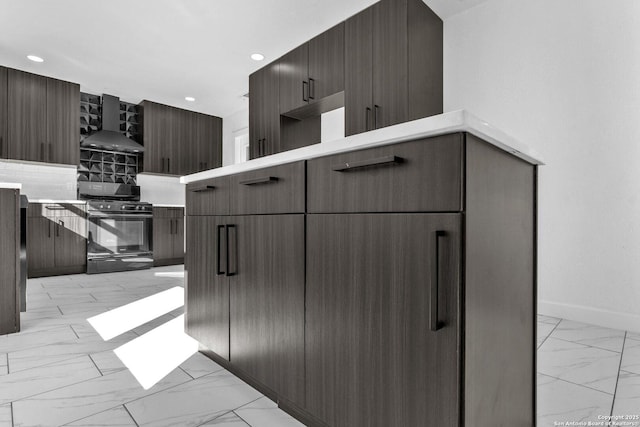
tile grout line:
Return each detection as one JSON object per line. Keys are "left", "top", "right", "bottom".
{"left": 537, "top": 319, "right": 562, "bottom": 350}
{"left": 232, "top": 410, "right": 253, "bottom": 427}
{"left": 233, "top": 395, "right": 266, "bottom": 412}
{"left": 610, "top": 331, "right": 627, "bottom": 417}
{"left": 195, "top": 409, "right": 246, "bottom": 427}
{"left": 178, "top": 366, "right": 195, "bottom": 380}
{"left": 537, "top": 372, "right": 615, "bottom": 396}
{"left": 10, "top": 402, "right": 14, "bottom": 427}
{"left": 87, "top": 354, "right": 104, "bottom": 376}
{"left": 69, "top": 325, "right": 80, "bottom": 340}
{"left": 549, "top": 335, "right": 625, "bottom": 355}
{"left": 122, "top": 404, "right": 141, "bottom": 427}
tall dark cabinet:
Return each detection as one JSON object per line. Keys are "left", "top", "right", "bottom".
{"left": 0, "top": 188, "right": 20, "bottom": 335}
{"left": 345, "top": 0, "right": 442, "bottom": 135}
{"left": 153, "top": 206, "right": 185, "bottom": 266}
{"left": 0, "top": 67, "right": 7, "bottom": 159}
{"left": 5, "top": 68, "right": 79, "bottom": 165}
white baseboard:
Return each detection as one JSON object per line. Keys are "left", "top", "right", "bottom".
{"left": 539, "top": 300, "right": 640, "bottom": 334}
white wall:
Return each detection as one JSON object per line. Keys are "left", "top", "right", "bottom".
{"left": 0, "top": 160, "right": 77, "bottom": 200}
{"left": 222, "top": 107, "right": 249, "bottom": 166}
{"left": 445, "top": 0, "right": 640, "bottom": 331}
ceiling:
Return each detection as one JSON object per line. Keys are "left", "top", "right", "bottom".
{"left": 0, "top": 0, "right": 489, "bottom": 119}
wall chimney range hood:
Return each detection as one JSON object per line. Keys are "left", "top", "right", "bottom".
{"left": 81, "top": 94, "right": 144, "bottom": 153}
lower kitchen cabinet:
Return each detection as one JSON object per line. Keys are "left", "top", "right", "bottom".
{"left": 27, "top": 203, "right": 86, "bottom": 278}
{"left": 153, "top": 207, "right": 184, "bottom": 266}
{"left": 185, "top": 214, "right": 305, "bottom": 405}
{"left": 0, "top": 188, "right": 20, "bottom": 335}
{"left": 185, "top": 132, "right": 537, "bottom": 427}
{"left": 306, "top": 213, "right": 460, "bottom": 427}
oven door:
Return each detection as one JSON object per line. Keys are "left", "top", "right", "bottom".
{"left": 87, "top": 212, "right": 153, "bottom": 273}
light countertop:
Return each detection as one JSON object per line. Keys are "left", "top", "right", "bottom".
{"left": 28, "top": 199, "right": 87, "bottom": 204}
{"left": 153, "top": 204, "right": 185, "bottom": 208}
{"left": 0, "top": 183, "right": 22, "bottom": 190}
{"left": 180, "top": 110, "right": 544, "bottom": 184}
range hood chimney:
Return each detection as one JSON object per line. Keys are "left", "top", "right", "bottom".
{"left": 81, "top": 94, "right": 144, "bottom": 153}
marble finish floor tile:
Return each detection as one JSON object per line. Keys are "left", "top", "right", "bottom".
{"left": 0, "top": 404, "right": 12, "bottom": 425}
{"left": 538, "top": 337, "right": 621, "bottom": 394}
{"left": 627, "top": 332, "right": 640, "bottom": 341}
{"left": 89, "top": 350, "right": 128, "bottom": 376}
{"left": 621, "top": 336, "right": 640, "bottom": 375}
{"left": 612, "top": 370, "right": 640, "bottom": 415}
{"left": 179, "top": 352, "right": 224, "bottom": 379}
{"left": 65, "top": 405, "right": 137, "bottom": 426}
{"left": 11, "top": 368, "right": 191, "bottom": 427}
{"left": 234, "top": 397, "right": 304, "bottom": 427}
{"left": 124, "top": 370, "right": 262, "bottom": 427}
{"left": 537, "top": 373, "right": 613, "bottom": 424}
{"left": 7, "top": 331, "right": 138, "bottom": 373}
{"left": 0, "top": 355, "right": 101, "bottom": 405}
{"left": 201, "top": 412, "right": 250, "bottom": 426}
{"left": 550, "top": 319, "right": 626, "bottom": 352}
{"left": 0, "top": 325, "right": 77, "bottom": 354}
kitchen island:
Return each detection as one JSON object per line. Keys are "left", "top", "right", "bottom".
{"left": 181, "top": 110, "right": 542, "bottom": 427}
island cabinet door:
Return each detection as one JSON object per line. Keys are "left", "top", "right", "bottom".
{"left": 306, "top": 213, "right": 461, "bottom": 427}
{"left": 228, "top": 214, "right": 305, "bottom": 407}
{"left": 185, "top": 215, "right": 230, "bottom": 360}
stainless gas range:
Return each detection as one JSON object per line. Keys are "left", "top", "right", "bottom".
{"left": 79, "top": 183, "right": 153, "bottom": 274}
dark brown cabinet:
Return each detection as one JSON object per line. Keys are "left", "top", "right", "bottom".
{"left": 345, "top": 0, "right": 442, "bottom": 135}
{"left": 6, "top": 69, "right": 79, "bottom": 165}
{"left": 306, "top": 213, "right": 461, "bottom": 427}
{"left": 0, "top": 66, "right": 7, "bottom": 159}
{"left": 279, "top": 22, "right": 345, "bottom": 116}
{"left": 185, "top": 133, "right": 537, "bottom": 427}
{"left": 27, "top": 203, "right": 87, "bottom": 278}
{"left": 0, "top": 188, "right": 20, "bottom": 335}
{"left": 153, "top": 206, "right": 184, "bottom": 266}
{"left": 249, "top": 62, "right": 280, "bottom": 159}
{"left": 185, "top": 215, "right": 230, "bottom": 359}
{"left": 141, "top": 100, "right": 222, "bottom": 175}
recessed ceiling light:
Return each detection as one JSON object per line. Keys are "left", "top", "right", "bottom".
{"left": 27, "top": 55, "right": 44, "bottom": 63}
{"left": 185, "top": 96, "right": 195, "bottom": 102}
{"left": 251, "top": 53, "right": 265, "bottom": 61}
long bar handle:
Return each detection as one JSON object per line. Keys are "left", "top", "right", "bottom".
{"left": 46, "top": 206, "right": 67, "bottom": 210}
{"left": 332, "top": 155, "right": 403, "bottom": 172}
{"left": 48, "top": 221, "right": 51, "bottom": 238}
{"left": 309, "top": 78, "right": 315, "bottom": 100}
{"left": 190, "top": 185, "right": 216, "bottom": 193}
{"left": 226, "top": 224, "right": 237, "bottom": 277}
{"left": 431, "top": 230, "right": 446, "bottom": 332}
{"left": 216, "top": 224, "right": 225, "bottom": 275}
{"left": 365, "top": 107, "right": 372, "bottom": 131}
{"left": 302, "top": 80, "right": 309, "bottom": 102}
{"left": 239, "top": 176, "right": 278, "bottom": 186}
{"left": 374, "top": 105, "right": 380, "bottom": 129}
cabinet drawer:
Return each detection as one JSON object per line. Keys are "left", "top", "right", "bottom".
{"left": 230, "top": 161, "right": 305, "bottom": 215}
{"left": 153, "top": 206, "right": 184, "bottom": 218}
{"left": 28, "top": 203, "right": 86, "bottom": 218}
{"left": 307, "top": 134, "right": 463, "bottom": 213}
{"left": 186, "top": 177, "right": 230, "bottom": 216}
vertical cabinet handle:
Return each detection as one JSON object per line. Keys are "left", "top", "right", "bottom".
{"left": 365, "top": 107, "right": 372, "bottom": 131}
{"left": 49, "top": 143, "right": 52, "bottom": 162}
{"left": 216, "top": 225, "right": 225, "bottom": 275}
{"left": 374, "top": 105, "right": 380, "bottom": 129}
{"left": 170, "top": 219, "right": 174, "bottom": 235}
{"left": 40, "top": 143, "right": 45, "bottom": 161}
{"left": 431, "top": 230, "right": 446, "bottom": 332}
{"left": 262, "top": 139, "right": 267, "bottom": 156}
{"left": 309, "top": 78, "right": 315, "bottom": 100}
{"left": 167, "top": 158, "right": 171, "bottom": 174}
{"left": 302, "top": 80, "right": 309, "bottom": 102}
{"left": 225, "top": 224, "right": 237, "bottom": 277}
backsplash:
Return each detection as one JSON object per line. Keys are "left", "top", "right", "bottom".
{"left": 136, "top": 173, "right": 185, "bottom": 205}
{"left": 0, "top": 160, "right": 77, "bottom": 200}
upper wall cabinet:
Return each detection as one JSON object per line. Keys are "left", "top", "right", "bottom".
{"left": 5, "top": 68, "right": 79, "bottom": 165}
{"left": 345, "top": 0, "right": 442, "bottom": 136}
{"left": 249, "top": 62, "right": 280, "bottom": 159}
{"left": 279, "top": 22, "right": 345, "bottom": 117}
{"left": 141, "top": 100, "right": 222, "bottom": 176}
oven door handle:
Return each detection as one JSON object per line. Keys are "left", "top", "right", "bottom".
{"left": 88, "top": 213, "right": 153, "bottom": 219}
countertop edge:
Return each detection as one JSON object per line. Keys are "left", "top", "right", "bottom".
{"left": 180, "top": 110, "right": 544, "bottom": 184}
